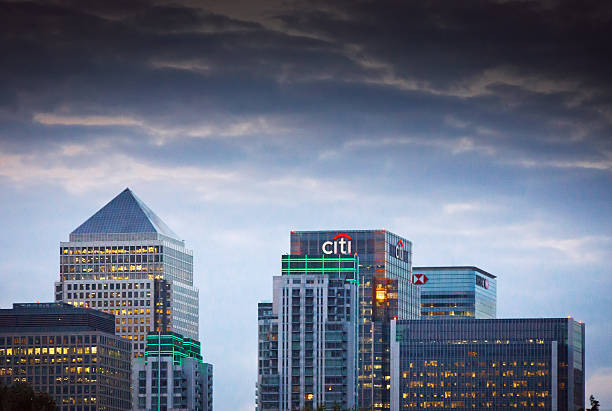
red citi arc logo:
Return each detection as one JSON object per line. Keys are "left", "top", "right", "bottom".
{"left": 322, "top": 234, "right": 353, "bottom": 255}
{"left": 396, "top": 240, "right": 404, "bottom": 260}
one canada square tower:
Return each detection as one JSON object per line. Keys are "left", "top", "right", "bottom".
{"left": 54, "top": 188, "right": 199, "bottom": 357}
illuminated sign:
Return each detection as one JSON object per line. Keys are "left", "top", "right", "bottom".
{"left": 476, "top": 275, "right": 490, "bottom": 289}
{"left": 322, "top": 234, "right": 352, "bottom": 255}
{"left": 412, "top": 273, "right": 428, "bottom": 285}
{"left": 395, "top": 240, "right": 404, "bottom": 260}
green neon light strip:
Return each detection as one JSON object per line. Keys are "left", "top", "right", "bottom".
{"left": 146, "top": 350, "right": 188, "bottom": 357}
{"left": 282, "top": 255, "right": 360, "bottom": 284}
{"left": 281, "top": 268, "right": 357, "bottom": 272}
{"left": 281, "top": 257, "right": 357, "bottom": 263}
{"left": 147, "top": 334, "right": 184, "bottom": 342}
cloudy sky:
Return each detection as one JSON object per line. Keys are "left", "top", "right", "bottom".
{"left": 1, "top": 0, "right": 611, "bottom": 409}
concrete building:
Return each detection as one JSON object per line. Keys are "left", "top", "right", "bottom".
{"left": 257, "top": 254, "right": 359, "bottom": 411}
{"left": 390, "top": 318, "right": 585, "bottom": 410}
{"left": 0, "top": 302, "right": 132, "bottom": 411}
{"left": 132, "top": 331, "right": 213, "bottom": 411}
{"left": 54, "top": 188, "right": 199, "bottom": 357}
{"left": 413, "top": 266, "right": 496, "bottom": 319}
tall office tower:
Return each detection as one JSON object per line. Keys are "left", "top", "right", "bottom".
{"left": 54, "top": 188, "right": 199, "bottom": 357}
{"left": 132, "top": 331, "right": 213, "bottom": 411}
{"left": 256, "top": 302, "right": 279, "bottom": 411}
{"left": 0, "top": 302, "right": 132, "bottom": 411}
{"left": 413, "top": 266, "right": 496, "bottom": 319}
{"left": 257, "top": 254, "right": 359, "bottom": 411}
{"left": 290, "top": 230, "right": 418, "bottom": 410}
{"left": 390, "top": 318, "right": 585, "bottom": 411}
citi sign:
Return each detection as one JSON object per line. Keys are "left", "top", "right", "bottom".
{"left": 322, "top": 234, "right": 353, "bottom": 255}
{"left": 395, "top": 240, "right": 404, "bottom": 260}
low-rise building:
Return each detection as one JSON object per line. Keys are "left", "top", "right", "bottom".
{"left": 390, "top": 318, "right": 585, "bottom": 410}
{"left": 0, "top": 302, "right": 132, "bottom": 411}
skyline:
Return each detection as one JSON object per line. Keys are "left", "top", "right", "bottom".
{"left": 1, "top": 0, "right": 611, "bottom": 410}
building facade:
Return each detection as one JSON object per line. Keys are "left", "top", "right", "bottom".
{"left": 54, "top": 188, "right": 199, "bottom": 357}
{"left": 257, "top": 254, "right": 359, "bottom": 411}
{"left": 390, "top": 318, "right": 585, "bottom": 411}
{"left": 256, "top": 302, "right": 279, "bottom": 411}
{"left": 413, "top": 267, "right": 496, "bottom": 319}
{"left": 290, "top": 230, "right": 419, "bottom": 410}
{"left": 0, "top": 303, "right": 132, "bottom": 411}
{"left": 132, "top": 332, "right": 213, "bottom": 411}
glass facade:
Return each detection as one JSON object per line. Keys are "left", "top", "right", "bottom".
{"left": 290, "top": 230, "right": 418, "bottom": 410}
{"left": 413, "top": 267, "right": 496, "bottom": 319}
{"left": 257, "top": 302, "right": 279, "bottom": 411}
{"left": 0, "top": 303, "right": 132, "bottom": 411}
{"left": 390, "top": 318, "right": 585, "bottom": 411}
{"left": 55, "top": 188, "right": 199, "bottom": 356}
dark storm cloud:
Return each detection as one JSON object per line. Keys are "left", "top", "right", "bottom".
{"left": 280, "top": 0, "right": 612, "bottom": 88}
{"left": 1, "top": 0, "right": 611, "bottom": 173}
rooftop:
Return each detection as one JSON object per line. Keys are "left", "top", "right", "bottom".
{"left": 70, "top": 188, "right": 180, "bottom": 241}
{"left": 413, "top": 266, "right": 496, "bottom": 279}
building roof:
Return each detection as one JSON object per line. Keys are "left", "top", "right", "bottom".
{"left": 413, "top": 266, "right": 496, "bottom": 279}
{"left": 0, "top": 302, "right": 115, "bottom": 334}
{"left": 70, "top": 188, "right": 180, "bottom": 240}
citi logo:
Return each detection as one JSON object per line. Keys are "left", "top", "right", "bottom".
{"left": 322, "top": 234, "right": 353, "bottom": 255}
{"left": 396, "top": 240, "right": 404, "bottom": 260}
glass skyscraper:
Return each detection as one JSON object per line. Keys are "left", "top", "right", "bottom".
{"left": 290, "top": 230, "right": 419, "bottom": 410}
{"left": 54, "top": 188, "right": 199, "bottom": 357}
{"left": 413, "top": 266, "right": 496, "bottom": 319}
{"left": 257, "top": 302, "right": 279, "bottom": 411}
{"left": 390, "top": 318, "right": 585, "bottom": 410}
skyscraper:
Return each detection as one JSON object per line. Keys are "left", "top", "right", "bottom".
{"left": 256, "top": 302, "right": 279, "bottom": 411}
{"left": 54, "top": 188, "right": 199, "bottom": 357}
{"left": 257, "top": 254, "right": 359, "bottom": 411}
{"left": 289, "top": 230, "right": 419, "bottom": 410}
{"left": 413, "top": 266, "right": 496, "bottom": 319}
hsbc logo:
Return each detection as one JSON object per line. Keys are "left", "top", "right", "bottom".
{"left": 395, "top": 240, "right": 404, "bottom": 260}
{"left": 476, "top": 276, "right": 490, "bottom": 290}
{"left": 412, "top": 273, "right": 429, "bottom": 285}
{"left": 322, "top": 234, "right": 353, "bottom": 255}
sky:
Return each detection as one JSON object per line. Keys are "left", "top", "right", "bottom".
{"left": 1, "top": 0, "right": 611, "bottom": 409}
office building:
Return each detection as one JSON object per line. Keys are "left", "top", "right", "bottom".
{"left": 413, "top": 266, "right": 496, "bottom": 319}
{"left": 0, "top": 302, "right": 132, "bottom": 411}
{"left": 132, "top": 332, "right": 212, "bottom": 411}
{"left": 256, "top": 302, "right": 278, "bottom": 411}
{"left": 54, "top": 188, "right": 199, "bottom": 357}
{"left": 256, "top": 254, "right": 359, "bottom": 411}
{"left": 390, "top": 318, "right": 585, "bottom": 410}
{"left": 290, "top": 230, "right": 419, "bottom": 409}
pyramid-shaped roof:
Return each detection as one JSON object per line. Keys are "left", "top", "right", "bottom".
{"left": 70, "top": 188, "right": 180, "bottom": 240}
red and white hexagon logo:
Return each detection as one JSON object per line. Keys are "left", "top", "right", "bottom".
{"left": 412, "top": 273, "right": 429, "bottom": 285}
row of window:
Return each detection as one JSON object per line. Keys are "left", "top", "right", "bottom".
{"left": 61, "top": 246, "right": 162, "bottom": 255}
{"left": 64, "top": 281, "right": 151, "bottom": 291}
